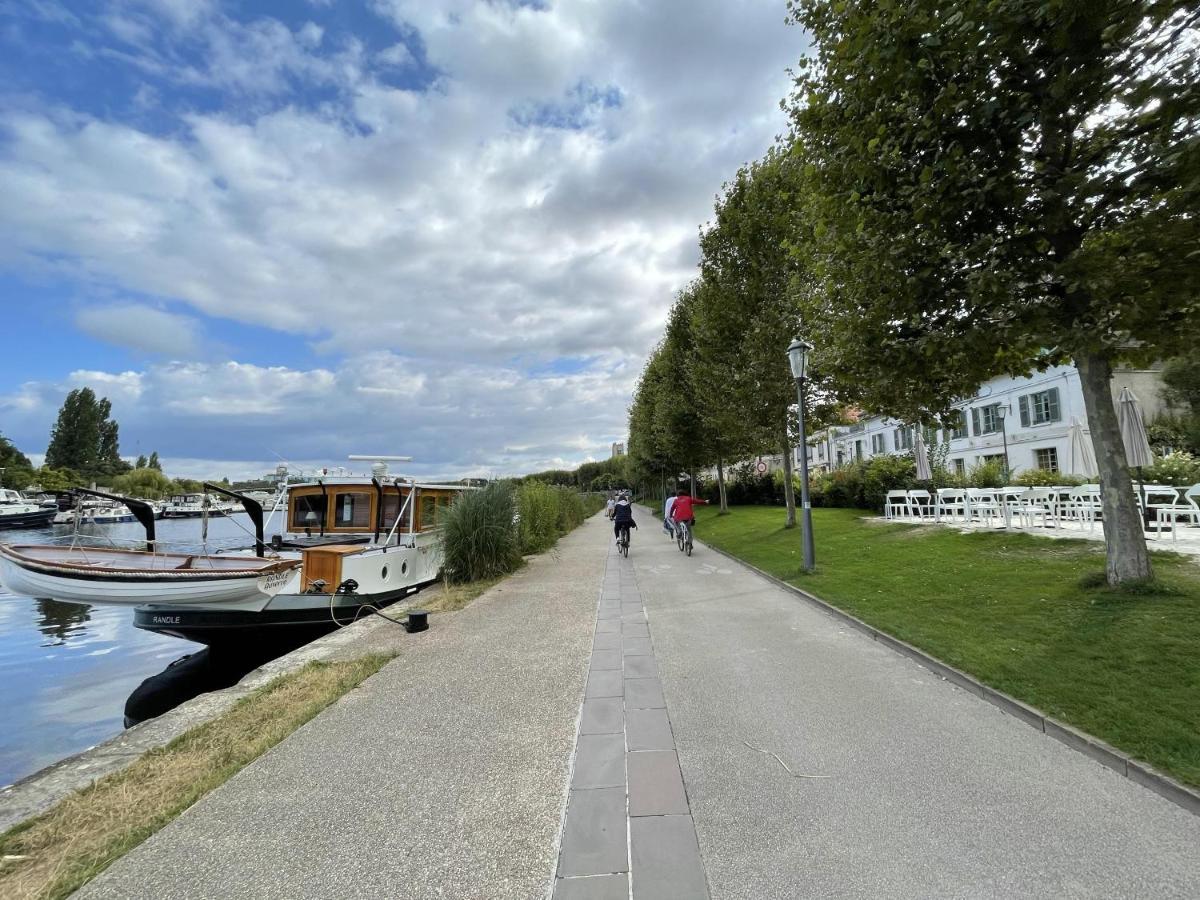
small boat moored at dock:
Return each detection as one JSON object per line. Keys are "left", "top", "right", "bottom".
{"left": 0, "top": 489, "right": 57, "bottom": 529}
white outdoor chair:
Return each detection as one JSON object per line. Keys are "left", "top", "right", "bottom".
{"left": 1011, "top": 487, "right": 1055, "bottom": 529}
{"left": 1064, "top": 487, "right": 1103, "bottom": 532}
{"left": 907, "top": 489, "right": 934, "bottom": 520}
{"left": 1150, "top": 484, "right": 1200, "bottom": 542}
{"left": 935, "top": 488, "right": 968, "bottom": 523}
{"left": 966, "top": 489, "right": 1003, "bottom": 527}
{"left": 885, "top": 490, "right": 909, "bottom": 520}
{"left": 999, "top": 486, "right": 1028, "bottom": 526}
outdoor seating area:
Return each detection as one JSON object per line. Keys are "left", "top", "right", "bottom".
{"left": 883, "top": 483, "right": 1200, "bottom": 556}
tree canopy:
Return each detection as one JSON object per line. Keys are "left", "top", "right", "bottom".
{"left": 44, "top": 388, "right": 131, "bottom": 479}
{"left": 786, "top": 0, "right": 1199, "bottom": 582}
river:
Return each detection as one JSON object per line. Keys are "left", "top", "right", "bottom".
{"left": 0, "top": 514, "right": 272, "bottom": 788}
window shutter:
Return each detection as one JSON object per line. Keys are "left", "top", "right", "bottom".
{"left": 1019, "top": 395, "right": 1030, "bottom": 428}
{"left": 971, "top": 408, "right": 980, "bottom": 435}
{"left": 1047, "top": 388, "right": 1060, "bottom": 422}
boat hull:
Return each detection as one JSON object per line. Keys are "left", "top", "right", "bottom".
{"left": 0, "top": 545, "right": 298, "bottom": 609}
{"left": 134, "top": 581, "right": 433, "bottom": 646}
{"left": 0, "top": 509, "right": 57, "bottom": 529}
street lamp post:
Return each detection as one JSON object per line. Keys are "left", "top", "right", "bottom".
{"left": 996, "top": 404, "right": 1010, "bottom": 480}
{"left": 787, "top": 338, "right": 816, "bottom": 572}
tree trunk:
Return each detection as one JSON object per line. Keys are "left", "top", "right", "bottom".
{"left": 781, "top": 430, "right": 797, "bottom": 527}
{"left": 1075, "top": 352, "right": 1152, "bottom": 584}
{"left": 716, "top": 458, "right": 729, "bottom": 513}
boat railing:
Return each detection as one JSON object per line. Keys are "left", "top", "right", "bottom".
{"left": 38, "top": 531, "right": 268, "bottom": 556}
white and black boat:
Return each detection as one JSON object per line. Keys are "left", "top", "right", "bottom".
{"left": 51, "top": 498, "right": 138, "bottom": 525}
{"left": 161, "top": 493, "right": 240, "bottom": 518}
{"left": 0, "top": 489, "right": 57, "bottom": 529}
{"left": 0, "top": 462, "right": 467, "bottom": 646}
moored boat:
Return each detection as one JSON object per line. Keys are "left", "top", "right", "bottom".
{"left": 0, "top": 489, "right": 57, "bottom": 530}
{"left": 0, "top": 544, "right": 299, "bottom": 609}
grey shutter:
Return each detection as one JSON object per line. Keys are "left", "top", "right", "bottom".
{"left": 971, "top": 407, "right": 981, "bottom": 435}
{"left": 1047, "top": 388, "right": 1060, "bottom": 422}
{"left": 1019, "top": 395, "right": 1030, "bottom": 428}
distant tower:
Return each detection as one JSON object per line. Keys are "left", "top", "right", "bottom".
{"left": 611, "top": 442, "right": 626, "bottom": 458}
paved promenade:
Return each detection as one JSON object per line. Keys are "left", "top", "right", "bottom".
{"left": 79, "top": 507, "right": 1200, "bottom": 899}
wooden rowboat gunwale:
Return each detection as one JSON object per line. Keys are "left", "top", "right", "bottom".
{"left": 0, "top": 544, "right": 299, "bottom": 582}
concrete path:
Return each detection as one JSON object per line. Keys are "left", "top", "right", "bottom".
{"left": 630, "top": 506, "right": 1200, "bottom": 899}
{"left": 76, "top": 505, "right": 1200, "bottom": 899}
{"left": 77, "top": 515, "right": 608, "bottom": 900}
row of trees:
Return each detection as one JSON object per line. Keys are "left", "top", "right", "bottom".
{"left": 629, "top": 0, "right": 1198, "bottom": 585}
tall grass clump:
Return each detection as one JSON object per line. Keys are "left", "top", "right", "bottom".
{"left": 440, "top": 482, "right": 521, "bottom": 583}
{"left": 517, "top": 481, "right": 564, "bottom": 554}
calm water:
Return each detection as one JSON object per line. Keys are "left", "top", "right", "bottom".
{"left": 0, "top": 515, "right": 274, "bottom": 788}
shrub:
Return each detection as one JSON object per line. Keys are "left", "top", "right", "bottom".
{"left": 968, "top": 460, "right": 1007, "bottom": 488}
{"left": 516, "top": 480, "right": 562, "bottom": 554}
{"left": 862, "top": 454, "right": 916, "bottom": 510}
{"left": 1142, "top": 451, "right": 1200, "bottom": 486}
{"left": 439, "top": 482, "right": 521, "bottom": 583}
{"left": 1013, "top": 469, "right": 1086, "bottom": 487}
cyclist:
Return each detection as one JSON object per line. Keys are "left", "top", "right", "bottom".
{"left": 670, "top": 488, "right": 709, "bottom": 537}
{"left": 612, "top": 492, "right": 637, "bottom": 546}
{"left": 662, "top": 493, "right": 678, "bottom": 537}
{"left": 605, "top": 493, "right": 616, "bottom": 519}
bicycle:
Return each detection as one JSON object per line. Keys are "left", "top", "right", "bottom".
{"left": 616, "top": 524, "right": 631, "bottom": 557}
{"left": 675, "top": 519, "right": 692, "bottom": 556}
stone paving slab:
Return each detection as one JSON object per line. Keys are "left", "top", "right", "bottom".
{"left": 630, "top": 816, "right": 709, "bottom": 900}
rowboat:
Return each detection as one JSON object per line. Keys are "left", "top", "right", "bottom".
{"left": 0, "top": 543, "right": 299, "bottom": 609}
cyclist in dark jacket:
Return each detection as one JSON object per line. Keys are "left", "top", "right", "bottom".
{"left": 612, "top": 494, "right": 637, "bottom": 543}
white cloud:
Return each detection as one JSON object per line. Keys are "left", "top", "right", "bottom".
{"left": 0, "top": 0, "right": 808, "bottom": 474}
{"left": 75, "top": 303, "right": 204, "bottom": 357}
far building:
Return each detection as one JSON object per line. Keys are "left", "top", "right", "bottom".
{"left": 611, "top": 442, "right": 626, "bottom": 458}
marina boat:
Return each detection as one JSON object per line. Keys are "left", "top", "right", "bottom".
{"left": 136, "top": 463, "right": 467, "bottom": 645}
{"left": 161, "top": 493, "right": 240, "bottom": 518}
{"left": 0, "top": 489, "right": 57, "bottom": 529}
{"left": 0, "top": 544, "right": 299, "bottom": 608}
{"left": 51, "top": 499, "right": 138, "bottom": 525}
{"left": 0, "top": 462, "right": 468, "bottom": 646}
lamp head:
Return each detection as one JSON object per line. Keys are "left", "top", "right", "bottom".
{"left": 786, "top": 338, "right": 812, "bottom": 381}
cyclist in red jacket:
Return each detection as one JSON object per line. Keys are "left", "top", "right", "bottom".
{"left": 670, "top": 489, "right": 709, "bottom": 529}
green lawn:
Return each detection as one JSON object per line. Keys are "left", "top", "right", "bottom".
{"left": 695, "top": 505, "right": 1200, "bottom": 788}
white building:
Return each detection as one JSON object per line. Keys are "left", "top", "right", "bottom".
{"left": 801, "top": 364, "right": 1166, "bottom": 477}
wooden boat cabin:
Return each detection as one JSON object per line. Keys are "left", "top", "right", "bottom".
{"left": 285, "top": 481, "right": 458, "bottom": 538}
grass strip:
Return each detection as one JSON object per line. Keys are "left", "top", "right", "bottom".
{"left": 695, "top": 506, "right": 1200, "bottom": 788}
{"left": 423, "top": 573, "right": 512, "bottom": 613}
{"left": 0, "top": 653, "right": 392, "bottom": 900}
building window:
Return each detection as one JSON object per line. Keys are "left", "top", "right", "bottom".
{"left": 971, "top": 404, "right": 1002, "bottom": 436}
{"left": 981, "top": 453, "right": 1006, "bottom": 466}
{"left": 871, "top": 433, "right": 885, "bottom": 454}
{"left": 952, "top": 458, "right": 966, "bottom": 475}
{"left": 1035, "top": 447, "right": 1059, "bottom": 472}
{"left": 855, "top": 440, "right": 863, "bottom": 461}
{"left": 818, "top": 443, "right": 826, "bottom": 460}
{"left": 893, "top": 426, "right": 913, "bottom": 451}
{"left": 922, "top": 425, "right": 939, "bottom": 446}
{"left": 1019, "top": 388, "right": 1061, "bottom": 427}
{"left": 946, "top": 410, "right": 967, "bottom": 440}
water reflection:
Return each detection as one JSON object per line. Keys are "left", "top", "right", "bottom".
{"left": 0, "top": 516, "right": 257, "bottom": 787}
{"left": 35, "top": 598, "right": 91, "bottom": 646}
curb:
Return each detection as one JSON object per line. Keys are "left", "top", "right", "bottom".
{"left": 699, "top": 540, "right": 1200, "bottom": 818}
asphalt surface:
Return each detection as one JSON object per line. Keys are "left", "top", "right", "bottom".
{"left": 632, "top": 506, "right": 1200, "bottom": 899}
{"left": 76, "top": 515, "right": 608, "bottom": 900}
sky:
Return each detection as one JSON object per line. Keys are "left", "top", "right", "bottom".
{"left": 0, "top": 0, "right": 805, "bottom": 482}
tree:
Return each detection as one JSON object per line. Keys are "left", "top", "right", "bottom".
{"left": 147, "top": 451, "right": 162, "bottom": 471}
{"left": 45, "top": 388, "right": 104, "bottom": 474}
{"left": 788, "top": 0, "right": 1200, "bottom": 583}
{"left": 698, "top": 149, "right": 808, "bottom": 525}
{"left": 135, "top": 454, "right": 148, "bottom": 469}
{"left": 654, "top": 290, "right": 719, "bottom": 494}
{"left": 627, "top": 347, "right": 684, "bottom": 504}
{"left": 0, "top": 433, "right": 35, "bottom": 490}
{"left": 110, "top": 467, "right": 175, "bottom": 499}
{"left": 44, "top": 388, "right": 131, "bottom": 479}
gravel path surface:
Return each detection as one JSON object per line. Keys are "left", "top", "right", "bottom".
{"left": 77, "top": 514, "right": 608, "bottom": 900}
